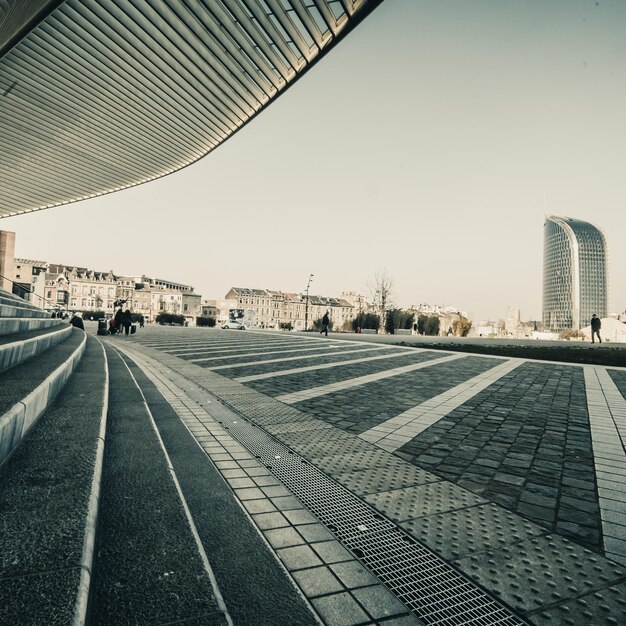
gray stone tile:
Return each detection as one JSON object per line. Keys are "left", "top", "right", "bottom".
{"left": 604, "top": 536, "right": 626, "bottom": 557}
{"left": 252, "top": 474, "right": 281, "bottom": 487}
{"left": 260, "top": 485, "right": 291, "bottom": 498}
{"left": 333, "top": 461, "right": 440, "bottom": 497}
{"left": 226, "top": 477, "right": 256, "bottom": 489}
{"left": 283, "top": 509, "right": 319, "bottom": 525}
{"left": 330, "top": 561, "right": 379, "bottom": 589}
{"left": 221, "top": 468, "right": 247, "bottom": 479}
{"left": 311, "top": 541, "right": 354, "bottom": 565}
{"left": 401, "top": 503, "right": 546, "bottom": 560}
{"left": 242, "top": 499, "right": 277, "bottom": 515}
{"left": 233, "top": 487, "right": 265, "bottom": 500}
{"left": 296, "top": 523, "right": 335, "bottom": 544}
{"left": 352, "top": 585, "right": 414, "bottom": 621}
{"left": 263, "top": 526, "right": 306, "bottom": 549}
{"left": 251, "top": 511, "right": 289, "bottom": 531}
{"left": 455, "top": 534, "right": 626, "bottom": 615}
{"left": 270, "top": 495, "right": 304, "bottom": 511}
{"left": 529, "top": 581, "right": 626, "bottom": 626}
{"left": 310, "top": 592, "right": 370, "bottom": 626}
{"left": 291, "top": 566, "right": 344, "bottom": 598}
{"left": 276, "top": 545, "right": 323, "bottom": 571}
{"left": 365, "top": 483, "right": 485, "bottom": 522}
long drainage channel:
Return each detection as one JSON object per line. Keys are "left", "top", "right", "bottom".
{"left": 217, "top": 415, "right": 527, "bottom": 626}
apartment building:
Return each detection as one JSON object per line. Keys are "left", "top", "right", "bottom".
{"left": 13, "top": 258, "right": 47, "bottom": 306}
{"left": 224, "top": 287, "right": 355, "bottom": 330}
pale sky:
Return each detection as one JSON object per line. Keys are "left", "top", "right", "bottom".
{"left": 3, "top": 0, "right": 625, "bottom": 322}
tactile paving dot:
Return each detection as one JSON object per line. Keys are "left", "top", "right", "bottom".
{"left": 276, "top": 428, "right": 357, "bottom": 448}
{"left": 334, "top": 460, "right": 441, "bottom": 496}
{"left": 312, "top": 449, "right": 397, "bottom": 476}
{"left": 528, "top": 581, "right": 626, "bottom": 626}
{"left": 264, "top": 420, "right": 335, "bottom": 435}
{"left": 364, "top": 482, "right": 487, "bottom": 522}
{"left": 292, "top": 437, "right": 374, "bottom": 460}
{"left": 400, "top": 503, "right": 547, "bottom": 560}
{"left": 454, "top": 534, "right": 626, "bottom": 614}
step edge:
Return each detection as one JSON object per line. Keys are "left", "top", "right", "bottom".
{"left": 0, "top": 330, "right": 87, "bottom": 467}
{"left": 0, "top": 325, "right": 72, "bottom": 373}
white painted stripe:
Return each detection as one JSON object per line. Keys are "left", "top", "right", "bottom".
{"left": 169, "top": 338, "right": 331, "bottom": 355}
{"left": 359, "top": 358, "right": 524, "bottom": 451}
{"left": 276, "top": 353, "right": 465, "bottom": 404}
{"left": 206, "top": 346, "right": 388, "bottom": 370}
{"left": 190, "top": 343, "right": 355, "bottom": 364}
{"left": 584, "top": 366, "right": 626, "bottom": 565}
{"left": 235, "top": 346, "right": 422, "bottom": 382}
{"left": 145, "top": 339, "right": 301, "bottom": 351}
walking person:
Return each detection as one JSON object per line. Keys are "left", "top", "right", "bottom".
{"left": 591, "top": 314, "right": 602, "bottom": 344}
{"left": 69, "top": 312, "right": 84, "bottom": 330}
{"left": 122, "top": 309, "right": 133, "bottom": 336}
{"left": 321, "top": 310, "right": 330, "bottom": 337}
{"left": 114, "top": 307, "right": 124, "bottom": 335}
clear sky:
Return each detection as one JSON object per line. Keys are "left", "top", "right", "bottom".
{"left": 3, "top": 0, "right": 625, "bottom": 322}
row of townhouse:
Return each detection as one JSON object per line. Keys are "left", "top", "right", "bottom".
{"left": 117, "top": 275, "right": 202, "bottom": 322}
{"left": 13, "top": 257, "right": 201, "bottom": 322}
{"left": 223, "top": 287, "right": 357, "bottom": 330}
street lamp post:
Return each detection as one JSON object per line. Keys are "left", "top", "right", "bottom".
{"left": 304, "top": 273, "right": 314, "bottom": 331}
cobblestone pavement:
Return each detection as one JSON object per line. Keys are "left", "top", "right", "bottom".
{"left": 125, "top": 328, "right": 626, "bottom": 625}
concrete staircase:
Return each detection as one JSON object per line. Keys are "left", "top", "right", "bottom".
{"left": 0, "top": 290, "right": 305, "bottom": 625}
{"left": 0, "top": 287, "right": 101, "bottom": 624}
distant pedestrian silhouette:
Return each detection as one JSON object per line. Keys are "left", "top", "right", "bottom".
{"left": 69, "top": 313, "right": 84, "bottom": 330}
{"left": 321, "top": 311, "right": 330, "bottom": 336}
{"left": 114, "top": 308, "right": 124, "bottom": 335}
{"left": 122, "top": 309, "right": 133, "bottom": 336}
{"left": 590, "top": 314, "right": 602, "bottom": 344}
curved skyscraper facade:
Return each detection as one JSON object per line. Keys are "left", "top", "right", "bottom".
{"left": 543, "top": 216, "right": 608, "bottom": 331}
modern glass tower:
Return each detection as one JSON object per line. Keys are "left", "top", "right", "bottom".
{"left": 543, "top": 216, "right": 608, "bottom": 331}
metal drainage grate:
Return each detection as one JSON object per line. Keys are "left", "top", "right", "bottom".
{"left": 218, "top": 417, "right": 527, "bottom": 626}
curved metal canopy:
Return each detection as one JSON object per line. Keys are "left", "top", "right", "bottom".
{"left": 0, "top": 0, "right": 382, "bottom": 218}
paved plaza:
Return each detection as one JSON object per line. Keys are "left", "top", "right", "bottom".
{"left": 109, "top": 327, "right": 626, "bottom": 625}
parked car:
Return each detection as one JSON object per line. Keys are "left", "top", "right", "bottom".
{"left": 222, "top": 321, "right": 246, "bottom": 330}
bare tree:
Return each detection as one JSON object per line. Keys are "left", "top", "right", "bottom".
{"left": 368, "top": 270, "right": 394, "bottom": 332}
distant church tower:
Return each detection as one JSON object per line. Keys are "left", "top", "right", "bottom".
{"left": 543, "top": 216, "right": 608, "bottom": 331}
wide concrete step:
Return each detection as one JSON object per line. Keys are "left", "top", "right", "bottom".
{"left": 0, "top": 335, "right": 107, "bottom": 625}
{"left": 0, "top": 291, "right": 45, "bottom": 312}
{"left": 99, "top": 345, "right": 320, "bottom": 626}
{"left": 0, "top": 323, "right": 72, "bottom": 374}
{"left": 0, "top": 316, "right": 65, "bottom": 337}
{"left": 0, "top": 328, "right": 86, "bottom": 466}
{"left": 0, "top": 289, "right": 42, "bottom": 306}
{"left": 89, "top": 344, "right": 230, "bottom": 625}
{"left": 0, "top": 302, "right": 51, "bottom": 319}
